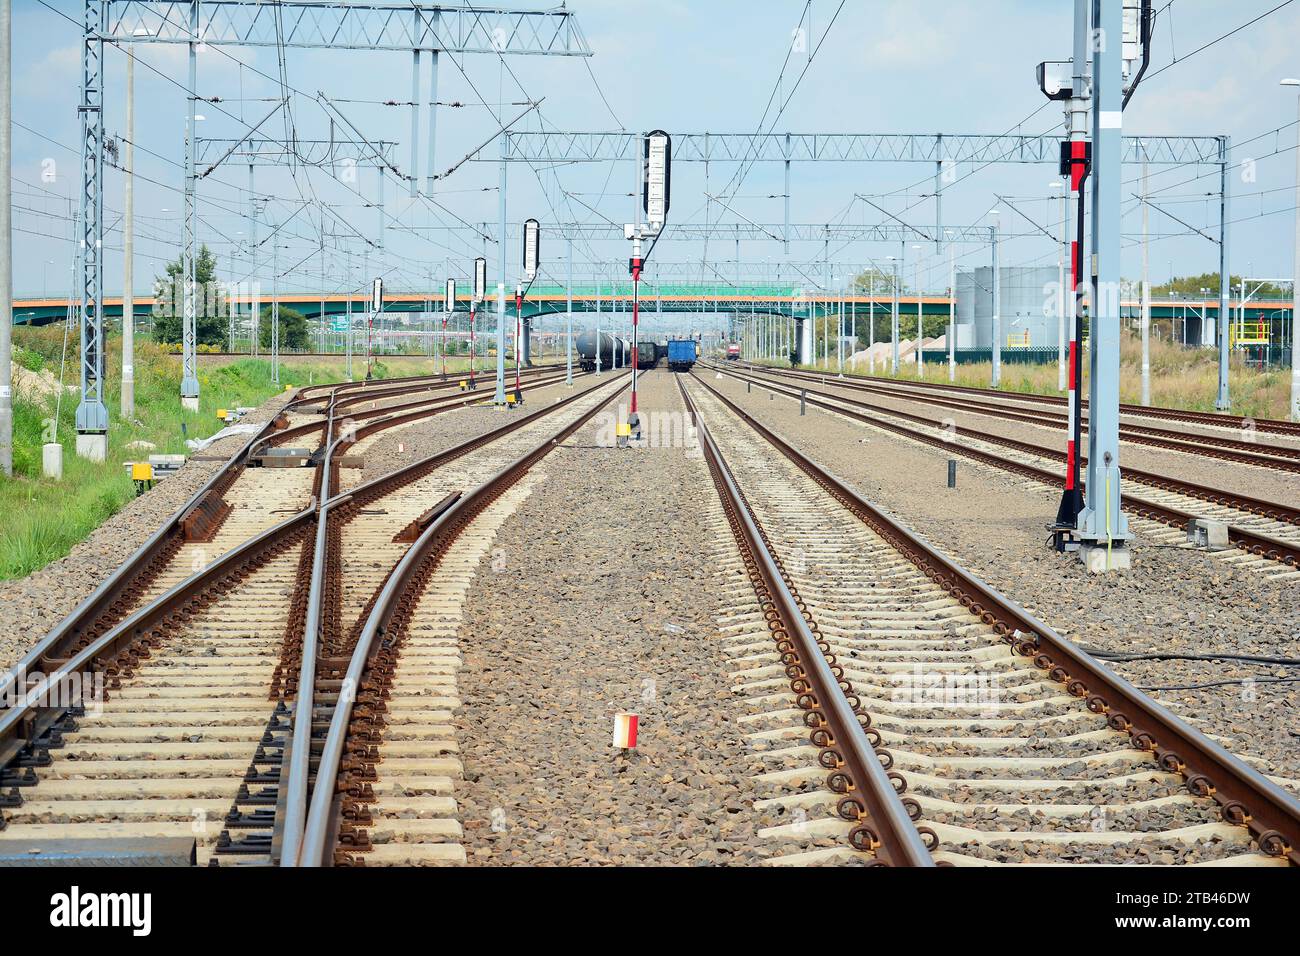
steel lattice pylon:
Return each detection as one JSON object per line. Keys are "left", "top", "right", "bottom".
{"left": 103, "top": 0, "right": 592, "bottom": 54}
{"left": 76, "top": 0, "right": 108, "bottom": 436}
{"left": 499, "top": 130, "right": 1223, "bottom": 165}
{"left": 75, "top": 0, "right": 591, "bottom": 424}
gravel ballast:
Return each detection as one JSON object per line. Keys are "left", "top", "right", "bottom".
{"left": 453, "top": 369, "right": 769, "bottom": 865}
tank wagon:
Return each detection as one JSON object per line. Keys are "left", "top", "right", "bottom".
{"left": 576, "top": 331, "right": 631, "bottom": 371}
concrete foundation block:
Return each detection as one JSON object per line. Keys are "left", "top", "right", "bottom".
{"left": 42, "top": 442, "right": 64, "bottom": 479}
{"left": 74, "top": 433, "right": 107, "bottom": 463}
{"left": 181, "top": 396, "right": 200, "bottom": 413}
{"left": 1186, "top": 518, "right": 1229, "bottom": 550}
{"left": 1078, "top": 542, "right": 1132, "bottom": 574}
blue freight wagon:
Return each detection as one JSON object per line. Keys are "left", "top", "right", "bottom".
{"left": 667, "top": 338, "right": 698, "bottom": 371}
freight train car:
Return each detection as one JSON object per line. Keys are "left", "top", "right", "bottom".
{"left": 634, "top": 341, "right": 658, "bottom": 369}
{"left": 667, "top": 338, "right": 698, "bottom": 371}
{"left": 576, "top": 331, "right": 630, "bottom": 371}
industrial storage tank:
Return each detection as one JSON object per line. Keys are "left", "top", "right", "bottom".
{"left": 955, "top": 266, "right": 1059, "bottom": 350}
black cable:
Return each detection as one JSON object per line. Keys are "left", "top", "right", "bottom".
{"left": 1089, "top": 649, "right": 1300, "bottom": 667}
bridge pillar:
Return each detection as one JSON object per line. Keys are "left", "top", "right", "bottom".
{"left": 795, "top": 316, "right": 814, "bottom": 365}
{"left": 522, "top": 317, "right": 532, "bottom": 366}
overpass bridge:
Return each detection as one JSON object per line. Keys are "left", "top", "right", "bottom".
{"left": 10, "top": 290, "right": 1294, "bottom": 328}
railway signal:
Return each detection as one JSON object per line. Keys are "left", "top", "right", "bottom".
{"left": 367, "top": 278, "right": 382, "bottom": 381}
{"left": 1042, "top": 0, "right": 1144, "bottom": 568}
{"left": 514, "top": 218, "right": 540, "bottom": 404}
{"left": 624, "top": 130, "right": 672, "bottom": 436}
{"left": 471, "top": 256, "right": 486, "bottom": 388}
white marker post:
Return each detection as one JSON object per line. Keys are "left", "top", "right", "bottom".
{"left": 518, "top": 217, "right": 540, "bottom": 402}
{"left": 368, "top": 277, "right": 382, "bottom": 380}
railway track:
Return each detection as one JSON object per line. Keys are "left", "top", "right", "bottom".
{"left": 288, "top": 374, "right": 633, "bottom": 866}
{"left": 763, "top": 363, "right": 1300, "bottom": 441}
{"left": 739, "top": 365, "right": 1300, "bottom": 473}
{"left": 682, "top": 370, "right": 1300, "bottom": 866}
{"left": 0, "top": 366, "right": 625, "bottom": 865}
{"left": 708, "top": 364, "right": 1300, "bottom": 576}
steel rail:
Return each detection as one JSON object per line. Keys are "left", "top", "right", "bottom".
{"left": 288, "top": 362, "right": 564, "bottom": 404}
{"left": 256, "top": 368, "right": 579, "bottom": 456}
{"left": 740, "top": 365, "right": 1300, "bottom": 472}
{"left": 677, "top": 375, "right": 935, "bottom": 867}
{"left": 0, "top": 500, "right": 316, "bottom": 769}
{"left": 295, "top": 377, "right": 633, "bottom": 866}
{"left": 765, "top": 362, "right": 1300, "bottom": 438}
{"left": 0, "top": 408, "right": 289, "bottom": 707}
{"left": 724, "top": 365, "right": 1300, "bottom": 525}
{"left": 281, "top": 370, "right": 632, "bottom": 864}
{"left": 287, "top": 362, "right": 564, "bottom": 411}
{"left": 710, "top": 364, "right": 1300, "bottom": 564}
{"left": 690, "top": 370, "right": 1300, "bottom": 865}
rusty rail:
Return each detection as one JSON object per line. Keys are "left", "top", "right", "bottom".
{"left": 740, "top": 364, "right": 1300, "bottom": 472}
{"left": 293, "top": 376, "right": 631, "bottom": 866}
{"left": 691, "top": 370, "right": 1300, "bottom": 865}
{"left": 761, "top": 361, "right": 1300, "bottom": 438}
{"left": 677, "top": 375, "right": 935, "bottom": 866}
{"left": 711, "top": 364, "right": 1300, "bottom": 566}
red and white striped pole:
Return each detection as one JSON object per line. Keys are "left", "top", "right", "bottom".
{"left": 468, "top": 302, "right": 476, "bottom": 388}
{"left": 630, "top": 249, "right": 643, "bottom": 422}
{"left": 1055, "top": 140, "right": 1090, "bottom": 530}
{"left": 514, "top": 285, "right": 523, "bottom": 400}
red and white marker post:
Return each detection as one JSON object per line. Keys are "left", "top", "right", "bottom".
{"left": 630, "top": 248, "right": 643, "bottom": 424}
{"left": 613, "top": 712, "right": 639, "bottom": 750}
{"left": 514, "top": 285, "right": 524, "bottom": 401}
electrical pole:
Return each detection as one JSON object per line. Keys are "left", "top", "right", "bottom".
{"left": 121, "top": 46, "right": 135, "bottom": 418}
{"left": 494, "top": 134, "right": 508, "bottom": 404}
{"left": 948, "top": 242, "right": 956, "bottom": 383}
{"left": 990, "top": 215, "right": 1001, "bottom": 388}
{"left": 595, "top": 279, "right": 602, "bottom": 375}
{"left": 1216, "top": 135, "right": 1232, "bottom": 409}
{"left": 1077, "top": 0, "right": 1131, "bottom": 568}
{"left": 1290, "top": 79, "right": 1300, "bottom": 421}
{"left": 566, "top": 237, "right": 573, "bottom": 385}
{"left": 180, "top": 2, "right": 199, "bottom": 412}
{"left": 1141, "top": 155, "right": 1151, "bottom": 405}
{"left": 890, "top": 255, "right": 900, "bottom": 374}
{"left": 0, "top": 0, "right": 11, "bottom": 476}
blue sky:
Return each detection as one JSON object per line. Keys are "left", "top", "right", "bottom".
{"left": 9, "top": 0, "right": 1300, "bottom": 302}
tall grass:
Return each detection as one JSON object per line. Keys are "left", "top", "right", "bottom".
{"left": 795, "top": 332, "right": 1291, "bottom": 420}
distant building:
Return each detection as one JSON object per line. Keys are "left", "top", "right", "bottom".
{"left": 955, "top": 266, "right": 1058, "bottom": 349}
